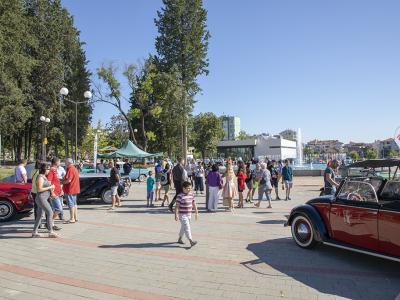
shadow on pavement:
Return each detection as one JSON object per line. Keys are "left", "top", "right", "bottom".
{"left": 256, "top": 220, "right": 287, "bottom": 225}
{"left": 244, "top": 238, "right": 400, "bottom": 300}
{"left": 99, "top": 242, "right": 180, "bottom": 249}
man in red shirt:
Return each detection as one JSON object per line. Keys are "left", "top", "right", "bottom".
{"left": 47, "top": 157, "right": 63, "bottom": 227}
{"left": 62, "top": 158, "right": 80, "bottom": 223}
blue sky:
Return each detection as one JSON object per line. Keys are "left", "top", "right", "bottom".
{"left": 62, "top": 0, "right": 400, "bottom": 143}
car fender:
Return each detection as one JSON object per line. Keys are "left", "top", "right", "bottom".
{"left": 287, "top": 204, "right": 329, "bottom": 242}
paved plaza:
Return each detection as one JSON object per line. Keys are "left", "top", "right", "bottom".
{"left": 0, "top": 177, "right": 399, "bottom": 300}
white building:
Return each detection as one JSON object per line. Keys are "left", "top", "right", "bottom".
{"left": 217, "top": 134, "right": 296, "bottom": 161}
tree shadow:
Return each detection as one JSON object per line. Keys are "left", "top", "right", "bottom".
{"left": 99, "top": 242, "right": 181, "bottom": 249}
{"left": 243, "top": 238, "right": 400, "bottom": 300}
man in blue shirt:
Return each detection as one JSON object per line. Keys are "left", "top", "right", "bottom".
{"left": 281, "top": 159, "right": 293, "bottom": 200}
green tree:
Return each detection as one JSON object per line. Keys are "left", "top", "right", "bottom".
{"left": 105, "top": 114, "right": 130, "bottom": 148}
{"left": 128, "top": 57, "right": 160, "bottom": 151}
{"left": 386, "top": 149, "right": 399, "bottom": 158}
{"left": 190, "top": 113, "right": 224, "bottom": 160}
{"left": 94, "top": 63, "right": 138, "bottom": 145}
{"left": 237, "top": 130, "right": 252, "bottom": 141}
{"left": 365, "top": 147, "right": 378, "bottom": 159}
{"left": 303, "top": 147, "right": 315, "bottom": 163}
{"left": 0, "top": 0, "right": 91, "bottom": 161}
{"left": 349, "top": 151, "right": 360, "bottom": 161}
{"left": 0, "top": 0, "right": 35, "bottom": 160}
{"left": 155, "top": 0, "right": 210, "bottom": 161}
{"left": 80, "top": 125, "right": 109, "bottom": 159}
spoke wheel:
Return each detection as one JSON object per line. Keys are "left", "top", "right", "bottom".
{"left": 0, "top": 200, "right": 16, "bottom": 222}
{"left": 101, "top": 189, "right": 112, "bottom": 204}
{"left": 291, "top": 215, "right": 317, "bottom": 249}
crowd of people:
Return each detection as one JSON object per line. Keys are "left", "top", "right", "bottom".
{"left": 14, "top": 155, "right": 297, "bottom": 246}
{"left": 145, "top": 157, "right": 295, "bottom": 213}
{"left": 14, "top": 158, "right": 80, "bottom": 238}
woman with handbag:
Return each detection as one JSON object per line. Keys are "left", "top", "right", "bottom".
{"left": 206, "top": 164, "right": 221, "bottom": 212}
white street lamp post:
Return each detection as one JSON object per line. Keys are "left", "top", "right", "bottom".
{"left": 59, "top": 88, "right": 92, "bottom": 160}
{"left": 40, "top": 116, "right": 50, "bottom": 161}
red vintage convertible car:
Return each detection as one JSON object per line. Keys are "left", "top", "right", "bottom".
{"left": 0, "top": 182, "right": 33, "bottom": 222}
{"left": 286, "top": 159, "right": 400, "bottom": 262}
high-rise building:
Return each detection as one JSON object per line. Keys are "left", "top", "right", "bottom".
{"left": 221, "top": 116, "right": 240, "bottom": 141}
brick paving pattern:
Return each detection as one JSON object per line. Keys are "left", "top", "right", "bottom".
{"left": 0, "top": 177, "right": 399, "bottom": 300}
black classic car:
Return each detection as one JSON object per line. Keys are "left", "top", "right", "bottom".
{"left": 79, "top": 173, "right": 130, "bottom": 204}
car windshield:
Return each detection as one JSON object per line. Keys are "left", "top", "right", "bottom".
{"left": 380, "top": 181, "right": 400, "bottom": 201}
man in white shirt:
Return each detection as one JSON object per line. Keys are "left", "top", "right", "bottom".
{"left": 15, "top": 159, "right": 27, "bottom": 183}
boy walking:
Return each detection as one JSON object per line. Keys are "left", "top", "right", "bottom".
{"left": 175, "top": 181, "right": 198, "bottom": 247}
{"left": 147, "top": 171, "right": 155, "bottom": 207}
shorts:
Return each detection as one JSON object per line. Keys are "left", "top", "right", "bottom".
{"left": 156, "top": 181, "right": 162, "bottom": 189}
{"left": 284, "top": 180, "right": 293, "bottom": 189}
{"left": 271, "top": 179, "right": 278, "bottom": 188}
{"left": 253, "top": 181, "right": 259, "bottom": 189}
{"left": 245, "top": 181, "right": 252, "bottom": 190}
{"left": 238, "top": 187, "right": 244, "bottom": 193}
{"left": 163, "top": 185, "right": 170, "bottom": 192}
{"left": 111, "top": 185, "right": 118, "bottom": 196}
{"left": 65, "top": 194, "right": 77, "bottom": 208}
{"left": 50, "top": 196, "right": 63, "bottom": 212}
{"left": 147, "top": 190, "right": 154, "bottom": 200}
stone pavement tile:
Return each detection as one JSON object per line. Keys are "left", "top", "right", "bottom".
{"left": 0, "top": 270, "right": 127, "bottom": 300}
{"left": 1, "top": 177, "right": 399, "bottom": 300}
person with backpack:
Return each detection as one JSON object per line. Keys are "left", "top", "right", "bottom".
{"left": 160, "top": 163, "right": 172, "bottom": 207}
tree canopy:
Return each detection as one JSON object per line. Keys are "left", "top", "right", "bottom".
{"left": 0, "top": 0, "right": 91, "bottom": 160}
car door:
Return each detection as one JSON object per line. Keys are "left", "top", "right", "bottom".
{"left": 330, "top": 180, "right": 380, "bottom": 251}
{"left": 378, "top": 181, "right": 400, "bottom": 257}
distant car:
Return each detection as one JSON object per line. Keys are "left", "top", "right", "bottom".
{"left": 80, "top": 163, "right": 149, "bottom": 182}
{"left": 285, "top": 159, "right": 400, "bottom": 262}
{"left": 0, "top": 182, "right": 33, "bottom": 222}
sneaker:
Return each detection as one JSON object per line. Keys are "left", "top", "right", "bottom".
{"left": 285, "top": 197, "right": 288, "bottom": 201}
{"left": 32, "top": 233, "right": 42, "bottom": 238}
{"left": 48, "top": 232, "right": 59, "bottom": 238}
{"left": 52, "top": 225, "right": 62, "bottom": 231}
{"left": 190, "top": 240, "right": 197, "bottom": 247}
{"left": 177, "top": 238, "right": 184, "bottom": 244}
{"left": 161, "top": 203, "right": 165, "bottom": 207}
{"left": 276, "top": 197, "right": 281, "bottom": 200}
{"left": 288, "top": 197, "right": 291, "bottom": 200}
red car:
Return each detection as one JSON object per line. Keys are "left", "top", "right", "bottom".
{"left": 286, "top": 159, "right": 400, "bottom": 262}
{"left": 0, "top": 182, "right": 33, "bottom": 222}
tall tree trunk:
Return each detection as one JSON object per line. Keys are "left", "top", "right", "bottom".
{"left": 28, "top": 122, "right": 33, "bottom": 161}
{"left": 182, "top": 121, "right": 188, "bottom": 165}
{"left": 140, "top": 113, "right": 148, "bottom": 151}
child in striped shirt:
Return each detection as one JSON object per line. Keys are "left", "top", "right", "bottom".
{"left": 175, "top": 181, "right": 198, "bottom": 247}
